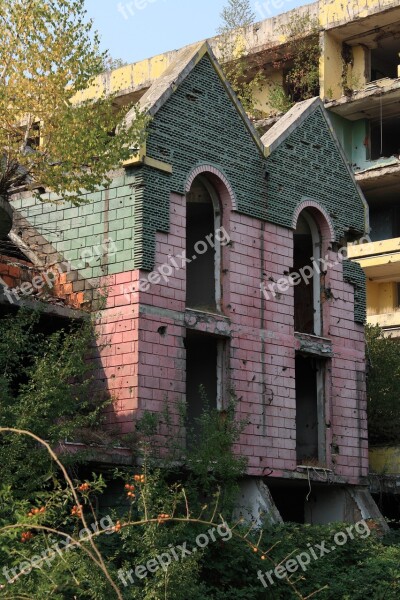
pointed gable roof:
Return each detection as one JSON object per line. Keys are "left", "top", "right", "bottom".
{"left": 124, "top": 41, "right": 265, "bottom": 156}
{"left": 262, "top": 97, "right": 319, "bottom": 154}
{"left": 261, "top": 97, "right": 369, "bottom": 238}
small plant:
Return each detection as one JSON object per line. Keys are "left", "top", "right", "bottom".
{"left": 218, "top": 0, "right": 266, "bottom": 116}
{"left": 269, "top": 13, "right": 321, "bottom": 111}
{"left": 267, "top": 81, "right": 294, "bottom": 114}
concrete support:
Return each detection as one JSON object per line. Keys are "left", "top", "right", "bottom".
{"left": 234, "top": 478, "right": 283, "bottom": 526}
{"left": 305, "top": 485, "right": 388, "bottom": 530}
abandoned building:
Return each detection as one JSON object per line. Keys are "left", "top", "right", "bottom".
{"left": 1, "top": 38, "right": 388, "bottom": 526}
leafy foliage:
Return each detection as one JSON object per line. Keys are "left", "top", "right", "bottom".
{"left": 217, "top": 0, "right": 265, "bottom": 116}
{"left": 1, "top": 313, "right": 399, "bottom": 598}
{"left": 366, "top": 324, "right": 400, "bottom": 445}
{"left": 0, "top": 309, "right": 107, "bottom": 496}
{"left": 268, "top": 14, "right": 320, "bottom": 112}
{"left": 0, "top": 0, "right": 146, "bottom": 204}
{"left": 219, "top": 0, "right": 256, "bottom": 30}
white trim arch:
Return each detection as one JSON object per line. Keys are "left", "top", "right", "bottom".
{"left": 185, "top": 164, "right": 238, "bottom": 211}
{"left": 292, "top": 199, "right": 335, "bottom": 243}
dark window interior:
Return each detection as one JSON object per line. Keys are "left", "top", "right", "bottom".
{"left": 370, "top": 204, "right": 400, "bottom": 241}
{"left": 293, "top": 216, "right": 315, "bottom": 334}
{"left": 370, "top": 117, "right": 400, "bottom": 160}
{"left": 185, "top": 331, "right": 218, "bottom": 439}
{"left": 186, "top": 179, "right": 216, "bottom": 311}
{"left": 296, "top": 355, "right": 319, "bottom": 464}
{"left": 371, "top": 37, "right": 400, "bottom": 81}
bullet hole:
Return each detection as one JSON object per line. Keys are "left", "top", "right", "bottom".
{"left": 157, "top": 326, "right": 167, "bottom": 337}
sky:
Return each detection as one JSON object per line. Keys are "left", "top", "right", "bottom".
{"left": 84, "top": 0, "right": 315, "bottom": 65}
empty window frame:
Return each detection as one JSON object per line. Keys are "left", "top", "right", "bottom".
{"left": 185, "top": 330, "right": 227, "bottom": 438}
{"left": 370, "top": 36, "right": 400, "bottom": 81}
{"left": 186, "top": 176, "right": 221, "bottom": 312}
{"left": 369, "top": 202, "right": 400, "bottom": 241}
{"left": 295, "top": 355, "right": 326, "bottom": 466}
{"left": 293, "top": 212, "right": 322, "bottom": 335}
{"left": 370, "top": 116, "right": 400, "bottom": 161}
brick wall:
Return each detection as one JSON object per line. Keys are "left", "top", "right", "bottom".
{"left": 93, "top": 183, "right": 367, "bottom": 485}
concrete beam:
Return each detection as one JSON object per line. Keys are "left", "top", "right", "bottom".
{"left": 0, "top": 292, "right": 86, "bottom": 320}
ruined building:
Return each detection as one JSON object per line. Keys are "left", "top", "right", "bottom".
{"left": 1, "top": 40, "right": 386, "bottom": 525}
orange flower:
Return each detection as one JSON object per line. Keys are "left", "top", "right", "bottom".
{"left": 71, "top": 505, "right": 83, "bottom": 518}
{"left": 28, "top": 507, "right": 45, "bottom": 517}
{"left": 114, "top": 521, "right": 122, "bottom": 532}
{"left": 78, "top": 483, "right": 90, "bottom": 492}
{"left": 157, "top": 513, "right": 171, "bottom": 523}
{"left": 21, "top": 531, "right": 33, "bottom": 543}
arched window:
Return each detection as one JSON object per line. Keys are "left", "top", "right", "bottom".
{"left": 186, "top": 176, "right": 221, "bottom": 312}
{"left": 293, "top": 212, "right": 322, "bottom": 336}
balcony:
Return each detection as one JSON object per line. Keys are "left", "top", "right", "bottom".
{"left": 348, "top": 237, "right": 400, "bottom": 281}
{"left": 0, "top": 197, "right": 12, "bottom": 239}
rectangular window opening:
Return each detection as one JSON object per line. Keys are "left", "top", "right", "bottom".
{"left": 369, "top": 199, "right": 400, "bottom": 242}
{"left": 296, "top": 355, "right": 326, "bottom": 466}
{"left": 185, "top": 331, "right": 227, "bottom": 444}
{"left": 370, "top": 116, "right": 400, "bottom": 161}
{"left": 370, "top": 37, "right": 400, "bottom": 81}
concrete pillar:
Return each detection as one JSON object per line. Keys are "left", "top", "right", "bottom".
{"left": 234, "top": 478, "right": 283, "bottom": 526}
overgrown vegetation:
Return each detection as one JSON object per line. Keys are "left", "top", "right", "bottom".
{"left": 341, "top": 43, "right": 361, "bottom": 96}
{"left": 217, "top": 0, "right": 265, "bottom": 116}
{"left": 0, "top": 309, "right": 108, "bottom": 496}
{"left": 1, "top": 311, "right": 400, "bottom": 598}
{"left": 268, "top": 14, "right": 321, "bottom": 113}
{"left": 366, "top": 324, "right": 400, "bottom": 446}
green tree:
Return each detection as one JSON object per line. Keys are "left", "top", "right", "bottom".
{"left": 0, "top": 309, "right": 107, "bottom": 496}
{"left": 366, "top": 324, "right": 400, "bottom": 445}
{"left": 0, "top": 0, "right": 146, "bottom": 205}
{"left": 268, "top": 14, "right": 321, "bottom": 113}
{"left": 220, "top": 0, "right": 256, "bottom": 30}
{"left": 217, "top": 0, "right": 265, "bottom": 116}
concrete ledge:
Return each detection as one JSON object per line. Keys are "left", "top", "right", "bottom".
{"left": 0, "top": 291, "right": 87, "bottom": 320}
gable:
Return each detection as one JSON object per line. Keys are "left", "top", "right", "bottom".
{"left": 264, "top": 105, "right": 367, "bottom": 242}
{"left": 130, "top": 53, "right": 268, "bottom": 270}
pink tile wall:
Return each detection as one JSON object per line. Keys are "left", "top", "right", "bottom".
{"left": 95, "top": 188, "right": 367, "bottom": 484}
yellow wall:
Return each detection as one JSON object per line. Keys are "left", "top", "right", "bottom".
{"left": 318, "top": 0, "right": 399, "bottom": 29}
{"left": 253, "top": 71, "right": 284, "bottom": 116}
{"left": 320, "top": 31, "right": 343, "bottom": 100}
{"left": 74, "top": 49, "right": 182, "bottom": 103}
{"left": 367, "top": 281, "right": 398, "bottom": 316}
{"left": 370, "top": 446, "right": 400, "bottom": 474}
{"left": 348, "top": 45, "right": 368, "bottom": 91}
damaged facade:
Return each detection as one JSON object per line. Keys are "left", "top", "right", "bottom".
{"left": 72, "top": 0, "right": 400, "bottom": 338}
{"left": 1, "top": 40, "right": 385, "bottom": 527}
